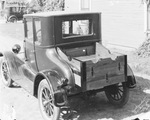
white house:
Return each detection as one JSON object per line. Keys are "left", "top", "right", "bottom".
{"left": 65, "top": 0, "right": 150, "bottom": 50}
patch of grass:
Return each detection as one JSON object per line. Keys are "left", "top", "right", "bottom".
{"left": 128, "top": 52, "right": 150, "bottom": 76}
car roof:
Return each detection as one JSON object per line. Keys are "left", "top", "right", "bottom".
{"left": 24, "top": 11, "right": 100, "bottom": 18}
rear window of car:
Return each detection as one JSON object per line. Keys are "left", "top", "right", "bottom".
{"left": 62, "top": 19, "right": 93, "bottom": 39}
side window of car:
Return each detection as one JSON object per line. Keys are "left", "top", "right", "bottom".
{"left": 11, "top": 7, "right": 16, "bottom": 12}
{"left": 26, "top": 18, "right": 33, "bottom": 41}
{"left": 34, "top": 18, "right": 41, "bottom": 44}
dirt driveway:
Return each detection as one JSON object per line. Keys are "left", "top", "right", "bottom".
{"left": 1, "top": 70, "right": 150, "bottom": 120}
{"left": 1, "top": 23, "right": 150, "bottom": 120}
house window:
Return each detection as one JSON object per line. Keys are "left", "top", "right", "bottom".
{"left": 81, "top": 0, "right": 90, "bottom": 11}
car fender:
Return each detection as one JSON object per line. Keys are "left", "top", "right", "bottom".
{"left": 127, "top": 64, "right": 136, "bottom": 88}
{"left": 33, "top": 69, "right": 67, "bottom": 97}
{"left": 1, "top": 51, "right": 20, "bottom": 80}
{"left": 46, "top": 48, "right": 75, "bottom": 86}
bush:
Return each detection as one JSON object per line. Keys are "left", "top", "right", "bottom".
{"left": 34, "top": 0, "right": 64, "bottom": 12}
{"left": 136, "top": 38, "right": 150, "bottom": 57}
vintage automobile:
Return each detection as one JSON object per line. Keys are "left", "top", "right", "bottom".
{"left": 0, "top": 11, "right": 136, "bottom": 120}
{"left": 4, "top": 5, "right": 26, "bottom": 23}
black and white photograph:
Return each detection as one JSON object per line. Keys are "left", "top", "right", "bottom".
{"left": 0, "top": 0, "right": 150, "bottom": 120}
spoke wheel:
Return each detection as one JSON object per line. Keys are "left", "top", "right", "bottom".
{"left": 1, "top": 59, "right": 13, "bottom": 87}
{"left": 9, "top": 17, "right": 17, "bottom": 23}
{"left": 38, "top": 79, "right": 60, "bottom": 120}
{"left": 105, "top": 82, "right": 129, "bottom": 107}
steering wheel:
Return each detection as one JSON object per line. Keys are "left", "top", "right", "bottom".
{"left": 36, "top": 29, "right": 42, "bottom": 43}
{"left": 36, "top": 29, "right": 41, "bottom": 35}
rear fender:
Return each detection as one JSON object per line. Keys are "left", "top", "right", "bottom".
{"left": 127, "top": 65, "right": 136, "bottom": 88}
{"left": 34, "top": 70, "right": 68, "bottom": 96}
{"left": 34, "top": 70, "right": 68, "bottom": 107}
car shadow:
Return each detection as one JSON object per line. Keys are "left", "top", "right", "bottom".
{"left": 65, "top": 75, "right": 150, "bottom": 120}
{"left": 11, "top": 81, "right": 21, "bottom": 88}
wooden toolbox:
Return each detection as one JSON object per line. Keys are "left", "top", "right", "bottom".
{"left": 74, "top": 54, "right": 127, "bottom": 91}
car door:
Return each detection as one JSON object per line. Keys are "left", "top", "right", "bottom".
{"left": 24, "top": 17, "right": 38, "bottom": 80}
{"left": 14, "top": 18, "right": 38, "bottom": 94}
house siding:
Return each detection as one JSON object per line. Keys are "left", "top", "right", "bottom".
{"left": 65, "top": 0, "right": 145, "bottom": 49}
{"left": 65, "top": 0, "right": 80, "bottom": 11}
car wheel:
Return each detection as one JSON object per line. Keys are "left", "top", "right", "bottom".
{"left": 38, "top": 79, "right": 60, "bottom": 120}
{"left": 9, "top": 17, "right": 17, "bottom": 23}
{"left": 1, "top": 58, "right": 13, "bottom": 87}
{"left": 105, "top": 82, "right": 129, "bottom": 107}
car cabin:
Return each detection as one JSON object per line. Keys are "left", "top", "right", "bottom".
{"left": 23, "top": 11, "right": 101, "bottom": 48}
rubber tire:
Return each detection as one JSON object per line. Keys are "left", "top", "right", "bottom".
{"left": 9, "top": 17, "right": 17, "bottom": 23}
{"left": 38, "top": 79, "right": 60, "bottom": 120}
{"left": 1, "top": 58, "right": 13, "bottom": 87}
{"left": 105, "top": 82, "right": 129, "bottom": 107}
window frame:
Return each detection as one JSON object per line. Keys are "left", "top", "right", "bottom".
{"left": 62, "top": 19, "right": 93, "bottom": 39}
{"left": 33, "top": 18, "right": 42, "bottom": 45}
{"left": 81, "top": 0, "right": 90, "bottom": 11}
{"left": 24, "top": 18, "right": 34, "bottom": 42}
{"left": 54, "top": 13, "right": 100, "bottom": 45}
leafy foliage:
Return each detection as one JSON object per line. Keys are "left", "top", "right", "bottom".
{"left": 141, "top": 0, "right": 150, "bottom": 5}
{"left": 25, "top": 0, "right": 64, "bottom": 13}
{"left": 136, "top": 38, "right": 150, "bottom": 57}
{"left": 26, "top": 0, "right": 42, "bottom": 13}
{"left": 4, "top": 0, "right": 64, "bottom": 14}
{"left": 37, "top": 0, "right": 65, "bottom": 11}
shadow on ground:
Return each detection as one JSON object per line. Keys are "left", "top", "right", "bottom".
{"left": 66, "top": 76, "right": 150, "bottom": 120}
{"left": 11, "top": 82, "right": 21, "bottom": 88}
